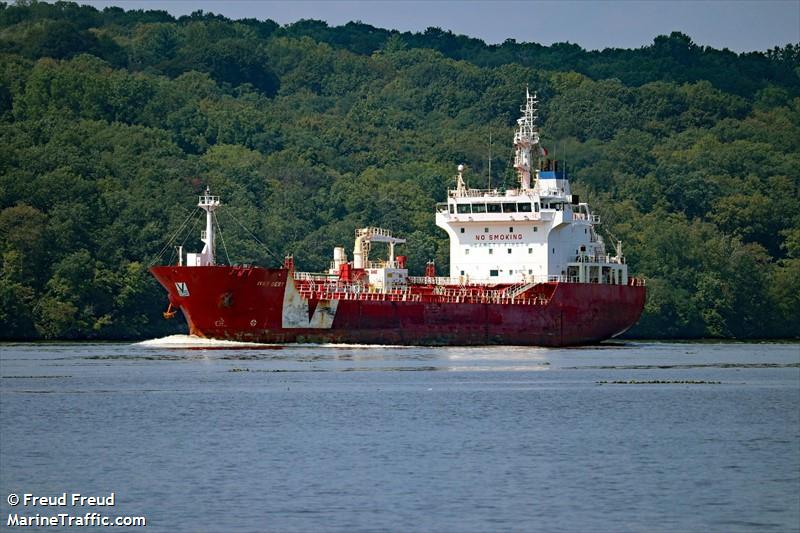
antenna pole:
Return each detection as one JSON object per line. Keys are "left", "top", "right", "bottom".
{"left": 488, "top": 131, "right": 492, "bottom": 189}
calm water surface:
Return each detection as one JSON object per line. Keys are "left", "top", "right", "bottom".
{"left": 1, "top": 338, "right": 798, "bottom": 532}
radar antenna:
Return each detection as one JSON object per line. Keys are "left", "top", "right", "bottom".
{"left": 455, "top": 164, "right": 467, "bottom": 197}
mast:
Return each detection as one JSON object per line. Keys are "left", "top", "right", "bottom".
{"left": 198, "top": 187, "right": 220, "bottom": 266}
{"left": 513, "top": 88, "right": 540, "bottom": 191}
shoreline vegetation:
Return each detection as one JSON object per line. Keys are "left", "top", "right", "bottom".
{"left": 0, "top": 2, "right": 798, "bottom": 342}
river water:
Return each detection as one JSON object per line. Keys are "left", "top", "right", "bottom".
{"left": 1, "top": 338, "right": 798, "bottom": 532}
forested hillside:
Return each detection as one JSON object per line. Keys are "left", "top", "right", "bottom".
{"left": 1, "top": 1, "right": 798, "bottom": 340}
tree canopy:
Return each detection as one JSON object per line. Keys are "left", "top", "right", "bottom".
{"left": 1, "top": 2, "right": 798, "bottom": 340}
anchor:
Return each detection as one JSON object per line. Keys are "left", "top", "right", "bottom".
{"left": 162, "top": 303, "right": 177, "bottom": 319}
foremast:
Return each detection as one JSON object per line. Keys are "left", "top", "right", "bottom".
{"left": 186, "top": 187, "right": 220, "bottom": 267}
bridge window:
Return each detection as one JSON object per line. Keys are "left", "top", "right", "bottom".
{"left": 472, "top": 203, "right": 486, "bottom": 213}
{"left": 502, "top": 203, "right": 517, "bottom": 212}
{"left": 490, "top": 269, "right": 499, "bottom": 277}
{"left": 487, "top": 203, "right": 501, "bottom": 213}
{"left": 534, "top": 202, "right": 540, "bottom": 212}
{"left": 457, "top": 204, "right": 471, "bottom": 214}
{"left": 518, "top": 202, "right": 532, "bottom": 212}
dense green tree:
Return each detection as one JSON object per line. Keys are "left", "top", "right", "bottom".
{"left": 0, "top": 2, "right": 797, "bottom": 340}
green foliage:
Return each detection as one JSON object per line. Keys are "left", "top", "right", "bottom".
{"left": 0, "top": 3, "right": 798, "bottom": 339}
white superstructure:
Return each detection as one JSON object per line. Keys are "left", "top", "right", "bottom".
{"left": 435, "top": 90, "right": 628, "bottom": 286}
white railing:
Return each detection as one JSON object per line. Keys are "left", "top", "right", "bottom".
{"left": 447, "top": 211, "right": 542, "bottom": 221}
{"left": 293, "top": 272, "right": 622, "bottom": 303}
{"left": 355, "top": 227, "right": 404, "bottom": 241}
{"left": 292, "top": 275, "right": 638, "bottom": 305}
{"left": 449, "top": 188, "right": 502, "bottom": 198}
{"left": 407, "top": 276, "right": 460, "bottom": 285}
{"left": 363, "top": 260, "right": 405, "bottom": 270}
{"left": 293, "top": 272, "right": 338, "bottom": 282}
{"left": 407, "top": 274, "right": 571, "bottom": 286}
{"left": 572, "top": 213, "right": 600, "bottom": 223}
{"left": 198, "top": 194, "right": 220, "bottom": 206}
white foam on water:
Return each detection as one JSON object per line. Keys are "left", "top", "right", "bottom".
{"left": 135, "top": 335, "right": 273, "bottom": 348}
{"left": 135, "top": 335, "right": 409, "bottom": 349}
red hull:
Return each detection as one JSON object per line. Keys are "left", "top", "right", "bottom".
{"left": 150, "top": 266, "right": 645, "bottom": 347}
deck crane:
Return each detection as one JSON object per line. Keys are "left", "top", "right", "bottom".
{"left": 352, "top": 227, "right": 406, "bottom": 269}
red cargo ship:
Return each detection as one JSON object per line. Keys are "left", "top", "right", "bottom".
{"left": 151, "top": 91, "right": 645, "bottom": 346}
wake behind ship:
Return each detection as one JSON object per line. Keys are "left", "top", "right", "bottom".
{"left": 150, "top": 91, "right": 646, "bottom": 346}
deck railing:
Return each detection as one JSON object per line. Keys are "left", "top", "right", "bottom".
{"left": 293, "top": 280, "right": 551, "bottom": 306}
{"left": 292, "top": 272, "right": 643, "bottom": 305}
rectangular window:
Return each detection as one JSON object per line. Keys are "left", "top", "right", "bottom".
{"left": 460, "top": 227, "right": 465, "bottom": 233}
{"left": 490, "top": 269, "right": 499, "bottom": 277}
{"left": 528, "top": 248, "right": 533, "bottom": 254}
{"left": 465, "top": 249, "right": 469, "bottom": 255}
{"left": 489, "top": 249, "right": 494, "bottom": 255}
{"left": 457, "top": 204, "right": 471, "bottom": 214}
{"left": 487, "top": 203, "right": 501, "bottom": 213}
{"left": 507, "top": 248, "right": 512, "bottom": 254}
{"left": 484, "top": 227, "right": 489, "bottom": 233}
{"left": 472, "top": 203, "right": 486, "bottom": 213}
{"left": 534, "top": 227, "right": 538, "bottom": 232}
{"left": 518, "top": 203, "right": 532, "bottom": 212}
{"left": 535, "top": 203, "right": 540, "bottom": 212}
{"left": 460, "top": 270, "right": 465, "bottom": 276}
{"left": 502, "top": 203, "right": 517, "bottom": 212}
{"left": 509, "top": 227, "right": 514, "bottom": 232}
{"left": 449, "top": 204, "right": 454, "bottom": 214}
